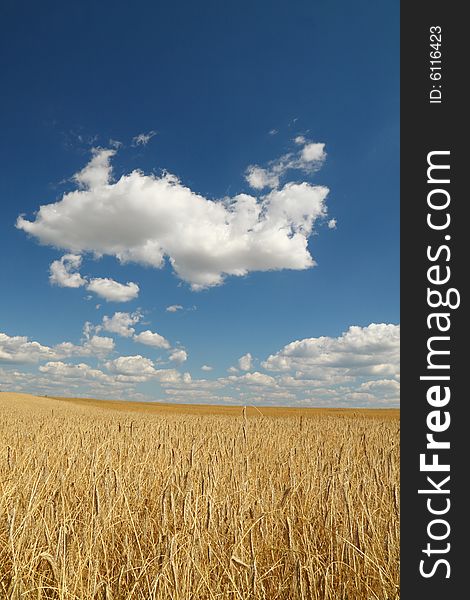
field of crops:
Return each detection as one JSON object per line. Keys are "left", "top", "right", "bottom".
{"left": 0, "top": 392, "right": 400, "bottom": 599}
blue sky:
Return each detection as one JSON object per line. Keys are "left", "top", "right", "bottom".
{"left": 0, "top": 0, "right": 399, "bottom": 406}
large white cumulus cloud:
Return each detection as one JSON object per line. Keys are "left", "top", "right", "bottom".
{"left": 16, "top": 147, "right": 329, "bottom": 289}
{"left": 262, "top": 323, "right": 400, "bottom": 379}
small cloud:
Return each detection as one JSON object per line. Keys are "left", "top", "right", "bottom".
{"left": 227, "top": 366, "right": 239, "bottom": 374}
{"left": 134, "top": 330, "right": 170, "bottom": 349}
{"left": 201, "top": 365, "right": 213, "bottom": 371}
{"left": 327, "top": 218, "right": 337, "bottom": 229}
{"left": 301, "top": 142, "right": 326, "bottom": 163}
{"left": 245, "top": 166, "right": 280, "bottom": 190}
{"left": 169, "top": 349, "right": 188, "bottom": 363}
{"left": 49, "top": 254, "right": 87, "bottom": 288}
{"left": 245, "top": 138, "right": 326, "bottom": 191}
{"left": 132, "top": 131, "right": 157, "bottom": 146}
{"left": 82, "top": 321, "right": 94, "bottom": 340}
{"left": 73, "top": 147, "right": 115, "bottom": 190}
{"left": 50, "top": 254, "right": 139, "bottom": 302}
{"left": 238, "top": 353, "right": 253, "bottom": 371}
{"left": 101, "top": 312, "right": 142, "bottom": 338}
{"left": 86, "top": 278, "right": 139, "bottom": 302}
{"left": 105, "top": 355, "right": 156, "bottom": 376}
{"left": 268, "top": 129, "right": 278, "bottom": 136}
{"left": 154, "top": 368, "right": 182, "bottom": 383}
{"left": 82, "top": 335, "right": 115, "bottom": 356}
{"left": 233, "top": 371, "right": 277, "bottom": 386}
{"left": 166, "top": 304, "right": 183, "bottom": 313}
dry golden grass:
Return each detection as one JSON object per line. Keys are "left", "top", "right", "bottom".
{"left": 49, "top": 396, "right": 400, "bottom": 421}
{"left": 0, "top": 392, "right": 399, "bottom": 599}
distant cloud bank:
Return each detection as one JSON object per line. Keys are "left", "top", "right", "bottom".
{"left": 1, "top": 323, "right": 399, "bottom": 407}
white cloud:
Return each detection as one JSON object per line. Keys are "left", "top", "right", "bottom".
{"left": 83, "top": 321, "right": 94, "bottom": 339}
{"left": 0, "top": 333, "right": 56, "bottom": 363}
{"left": 54, "top": 335, "right": 115, "bottom": 358}
{"left": 39, "top": 361, "right": 112, "bottom": 383}
{"left": 169, "top": 349, "right": 188, "bottom": 363}
{"left": 230, "top": 371, "right": 277, "bottom": 386}
{"left": 84, "top": 335, "right": 115, "bottom": 354}
{"left": 201, "top": 365, "right": 213, "bottom": 371}
{"left": 49, "top": 254, "right": 139, "bottom": 302}
{"left": 268, "top": 129, "right": 278, "bottom": 136}
{"left": 73, "top": 147, "right": 115, "bottom": 189}
{"left": 301, "top": 143, "right": 325, "bottom": 163}
{"left": 134, "top": 329, "right": 170, "bottom": 349}
{"left": 244, "top": 138, "right": 326, "bottom": 191}
{"left": 105, "top": 355, "right": 156, "bottom": 376}
{"left": 359, "top": 379, "right": 400, "bottom": 402}
{"left": 262, "top": 324, "right": 400, "bottom": 380}
{"left": 278, "top": 373, "right": 354, "bottom": 388}
{"left": 86, "top": 278, "right": 139, "bottom": 302}
{"left": 17, "top": 147, "right": 329, "bottom": 290}
{"left": 162, "top": 378, "right": 222, "bottom": 391}
{"left": 158, "top": 377, "right": 227, "bottom": 404}
{"left": 360, "top": 379, "right": 400, "bottom": 392}
{"left": 105, "top": 355, "right": 183, "bottom": 384}
{"left": 132, "top": 131, "right": 157, "bottom": 146}
{"left": 101, "top": 312, "right": 142, "bottom": 337}
{"left": 49, "top": 254, "right": 87, "bottom": 288}
{"left": 166, "top": 304, "right": 183, "bottom": 313}
{"left": 32, "top": 359, "right": 151, "bottom": 394}
{"left": 2, "top": 322, "right": 400, "bottom": 406}
{"left": 154, "top": 369, "right": 183, "bottom": 383}
{"left": 0, "top": 327, "right": 116, "bottom": 365}
{"left": 237, "top": 353, "right": 252, "bottom": 371}
{"left": 327, "top": 218, "right": 337, "bottom": 229}
{"left": 245, "top": 166, "right": 281, "bottom": 190}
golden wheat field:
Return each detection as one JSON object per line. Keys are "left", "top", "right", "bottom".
{"left": 0, "top": 392, "right": 400, "bottom": 600}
